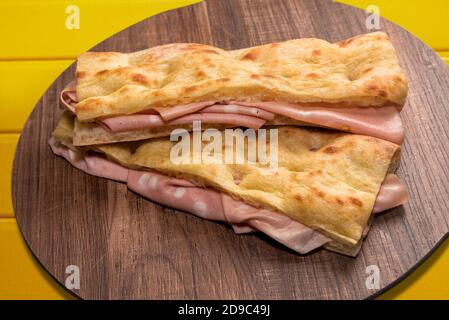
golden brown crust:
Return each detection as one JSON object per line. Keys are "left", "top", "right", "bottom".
{"left": 52, "top": 111, "right": 75, "bottom": 146}
{"left": 128, "top": 128, "right": 400, "bottom": 246}
{"left": 74, "top": 32, "right": 407, "bottom": 121}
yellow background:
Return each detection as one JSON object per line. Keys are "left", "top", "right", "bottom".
{"left": 0, "top": 0, "right": 448, "bottom": 299}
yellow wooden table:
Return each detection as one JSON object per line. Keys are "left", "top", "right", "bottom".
{"left": 0, "top": 0, "right": 448, "bottom": 299}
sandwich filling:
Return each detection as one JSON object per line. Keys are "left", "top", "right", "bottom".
{"left": 62, "top": 83, "right": 404, "bottom": 144}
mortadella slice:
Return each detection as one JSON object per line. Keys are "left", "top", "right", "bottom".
{"left": 60, "top": 81, "right": 77, "bottom": 113}
{"left": 49, "top": 137, "right": 128, "bottom": 182}
{"left": 199, "top": 104, "right": 276, "bottom": 120}
{"left": 101, "top": 112, "right": 267, "bottom": 132}
{"left": 373, "top": 174, "right": 408, "bottom": 213}
{"left": 234, "top": 101, "right": 404, "bottom": 144}
{"left": 153, "top": 101, "right": 217, "bottom": 121}
{"left": 127, "top": 169, "right": 331, "bottom": 253}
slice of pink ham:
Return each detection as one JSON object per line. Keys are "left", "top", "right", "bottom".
{"left": 199, "top": 104, "right": 276, "bottom": 121}
{"left": 60, "top": 81, "right": 77, "bottom": 113}
{"left": 101, "top": 112, "right": 267, "bottom": 132}
{"left": 49, "top": 137, "right": 128, "bottom": 182}
{"left": 373, "top": 174, "right": 408, "bottom": 213}
{"left": 219, "top": 194, "right": 331, "bottom": 253}
{"left": 49, "top": 138, "right": 408, "bottom": 254}
{"left": 234, "top": 101, "right": 404, "bottom": 144}
{"left": 153, "top": 101, "right": 217, "bottom": 121}
{"left": 127, "top": 169, "right": 331, "bottom": 253}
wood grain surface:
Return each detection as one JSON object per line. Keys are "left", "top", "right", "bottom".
{"left": 12, "top": 0, "right": 449, "bottom": 299}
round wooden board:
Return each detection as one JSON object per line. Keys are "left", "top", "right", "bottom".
{"left": 12, "top": 0, "right": 449, "bottom": 300}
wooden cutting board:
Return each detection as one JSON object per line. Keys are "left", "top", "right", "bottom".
{"left": 12, "top": 0, "right": 449, "bottom": 299}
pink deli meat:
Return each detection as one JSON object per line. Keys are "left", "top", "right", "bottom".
{"left": 373, "top": 174, "right": 408, "bottom": 213}
{"left": 61, "top": 83, "right": 404, "bottom": 144}
{"left": 49, "top": 138, "right": 408, "bottom": 254}
{"left": 60, "top": 81, "right": 77, "bottom": 113}
{"left": 234, "top": 101, "right": 404, "bottom": 144}
{"left": 101, "top": 112, "right": 267, "bottom": 132}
